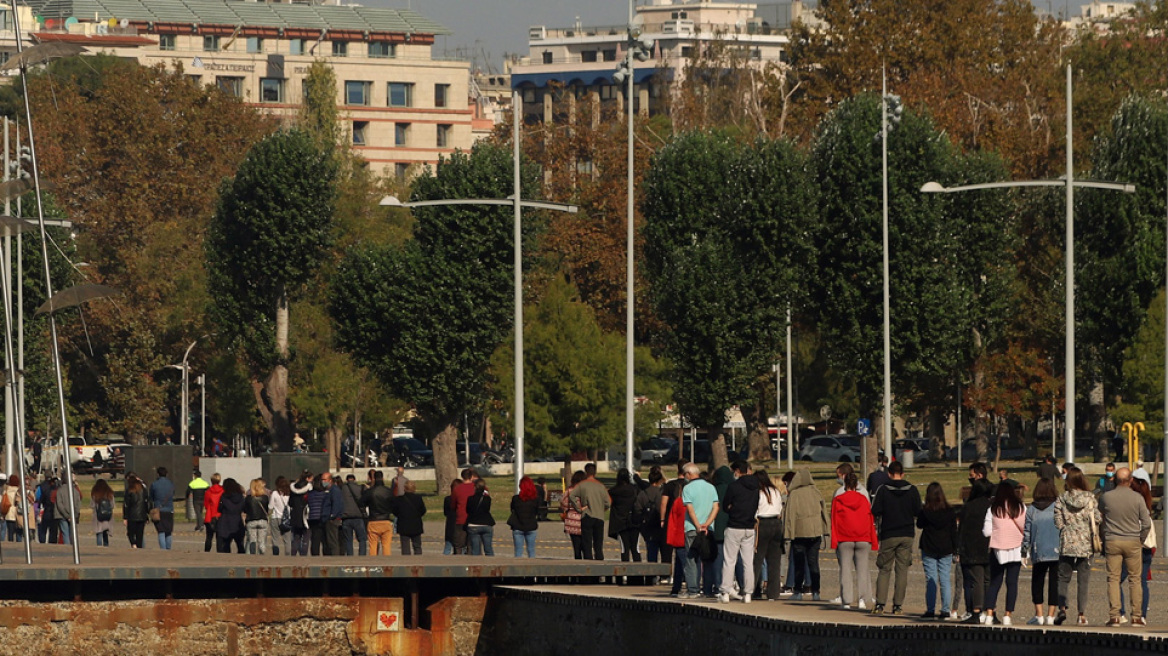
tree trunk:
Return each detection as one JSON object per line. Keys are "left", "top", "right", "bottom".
{"left": 262, "top": 285, "right": 294, "bottom": 451}
{"left": 926, "top": 407, "right": 946, "bottom": 461}
{"left": 741, "top": 393, "right": 772, "bottom": 462}
{"left": 708, "top": 425, "right": 730, "bottom": 471}
{"left": 1088, "top": 365, "right": 1109, "bottom": 463}
{"left": 326, "top": 425, "right": 343, "bottom": 471}
{"left": 975, "top": 429, "right": 989, "bottom": 464}
{"left": 429, "top": 417, "right": 460, "bottom": 496}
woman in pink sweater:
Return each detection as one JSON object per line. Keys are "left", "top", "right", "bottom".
{"left": 981, "top": 482, "right": 1027, "bottom": 625}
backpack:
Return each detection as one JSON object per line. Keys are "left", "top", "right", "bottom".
{"left": 95, "top": 497, "right": 113, "bottom": 522}
{"left": 279, "top": 506, "right": 292, "bottom": 533}
{"left": 0, "top": 493, "right": 10, "bottom": 517}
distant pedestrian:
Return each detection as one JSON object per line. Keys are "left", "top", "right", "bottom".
{"left": 244, "top": 478, "right": 270, "bottom": 555}
{"left": 1096, "top": 462, "right": 1117, "bottom": 494}
{"left": 866, "top": 455, "right": 891, "bottom": 500}
{"left": 91, "top": 478, "right": 115, "bottom": 547}
{"left": 269, "top": 476, "right": 291, "bottom": 556}
{"left": 1024, "top": 478, "right": 1061, "bottom": 625}
{"left": 509, "top": 476, "right": 540, "bottom": 558}
{"left": 339, "top": 474, "right": 368, "bottom": 556}
{"left": 1038, "top": 455, "right": 1059, "bottom": 482}
{"left": 569, "top": 463, "right": 611, "bottom": 561}
{"left": 983, "top": 477, "right": 1026, "bottom": 625}
{"left": 871, "top": 461, "right": 921, "bottom": 615}
{"left": 361, "top": 470, "right": 395, "bottom": 555}
{"left": 636, "top": 470, "right": 665, "bottom": 563}
{"left": 203, "top": 473, "right": 223, "bottom": 552}
{"left": 1100, "top": 467, "right": 1151, "bottom": 627}
{"left": 1053, "top": 467, "right": 1099, "bottom": 625}
{"left": 289, "top": 472, "right": 312, "bottom": 556}
{"left": 150, "top": 467, "right": 175, "bottom": 550}
{"left": 832, "top": 468, "right": 876, "bottom": 610}
{"left": 466, "top": 479, "right": 495, "bottom": 556}
{"left": 753, "top": 470, "right": 784, "bottom": 601}
{"left": 718, "top": 460, "right": 759, "bottom": 604}
{"left": 443, "top": 480, "right": 460, "bottom": 555}
{"left": 609, "top": 468, "right": 642, "bottom": 562}
{"left": 123, "top": 474, "right": 149, "bottom": 549}
{"left": 562, "top": 471, "right": 586, "bottom": 560}
{"left": 393, "top": 480, "right": 426, "bottom": 555}
{"left": 917, "top": 482, "right": 957, "bottom": 619}
{"left": 392, "top": 467, "right": 409, "bottom": 497}
{"left": 187, "top": 470, "right": 210, "bottom": 529}
{"left": 216, "top": 477, "right": 246, "bottom": 554}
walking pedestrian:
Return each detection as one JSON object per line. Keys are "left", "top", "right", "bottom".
{"left": 509, "top": 475, "right": 540, "bottom": 558}
{"left": 753, "top": 470, "right": 784, "bottom": 600}
{"left": 784, "top": 467, "right": 828, "bottom": 602}
{"left": 91, "top": 478, "right": 115, "bottom": 547}
{"left": 123, "top": 474, "right": 149, "bottom": 549}
{"left": 718, "top": 460, "right": 759, "bottom": 604}
{"left": 1024, "top": 477, "right": 1061, "bottom": 625}
{"left": 1100, "top": 467, "right": 1151, "bottom": 627}
{"left": 216, "top": 478, "right": 246, "bottom": 554}
{"left": 188, "top": 470, "right": 210, "bottom": 530}
{"left": 203, "top": 473, "right": 223, "bottom": 552}
{"left": 1053, "top": 467, "right": 1099, "bottom": 625}
{"left": 150, "top": 467, "right": 175, "bottom": 550}
{"left": 917, "top": 482, "right": 957, "bottom": 619}
{"left": 872, "top": 461, "right": 921, "bottom": 615}
{"left": 983, "top": 478, "right": 1026, "bottom": 625}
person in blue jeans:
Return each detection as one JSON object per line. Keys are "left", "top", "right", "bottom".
{"left": 916, "top": 482, "right": 958, "bottom": 619}
{"left": 465, "top": 479, "right": 495, "bottom": 556}
{"left": 509, "top": 476, "right": 540, "bottom": 557}
{"left": 681, "top": 463, "right": 720, "bottom": 599}
{"left": 150, "top": 467, "right": 176, "bottom": 550}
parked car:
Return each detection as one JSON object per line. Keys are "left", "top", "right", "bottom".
{"left": 798, "top": 434, "right": 862, "bottom": 463}
{"left": 639, "top": 437, "right": 677, "bottom": 465}
{"left": 664, "top": 438, "right": 730, "bottom": 465}
{"left": 893, "top": 438, "right": 933, "bottom": 463}
{"left": 457, "top": 442, "right": 485, "bottom": 467}
{"left": 946, "top": 437, "right": 1025, "bottom": 462}
{"left": 391, "top": 437, "right": 433, "bottom": 467}
{"left": 29, "top": 436, "right": 112, "bottom": 474}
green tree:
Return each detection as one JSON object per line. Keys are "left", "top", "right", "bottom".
{"left": 300, "top": 60, "right": 341, "bottom": 152}
{"left": 207, "top": 129, "right": 338, "bottom": 450}
{"left": 1078, "top": 95, "right": 1168, "bottom": 459}
{"left": 642, "top": 131, "right": 815, "bottom": 466}
{"left": 331, "top": 142, "right": 539, "bottom": 492}
{"left": 1118, "top": 290, "right": 1166, "bottom": 445}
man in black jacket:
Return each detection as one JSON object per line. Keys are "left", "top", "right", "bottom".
{"left": 340, "top": 474, "right": 368, "bottom": 556}
{"left": 361, "top": 471, "right": 395, "bottom": 555}
{"left": 718, "top": 460, "right": 760, "bottom": 603}
{"left": 871, "top": 461, "right": 921, "bottom": 614}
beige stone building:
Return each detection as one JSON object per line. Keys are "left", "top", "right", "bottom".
{"left": 3, "top": 0, "right": 474, "bottom": 178}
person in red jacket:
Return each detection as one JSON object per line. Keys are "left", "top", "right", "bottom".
{"left": 832, "top": 470, "right": 878, "bottom": 610}
{"left": 203, "top": 473, "right": 223, "bottom": 553}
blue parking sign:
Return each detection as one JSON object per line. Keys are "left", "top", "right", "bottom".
{"left": 857, "top": 419, "right": 871, "bottom": 436}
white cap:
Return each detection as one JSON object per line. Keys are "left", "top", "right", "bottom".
{"left": 1133, "top": 469, "right": 1151, "bottom": 485}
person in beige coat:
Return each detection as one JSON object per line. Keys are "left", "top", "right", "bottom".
{"left": 783, "top": 468, "right": 830, "bottom": 600}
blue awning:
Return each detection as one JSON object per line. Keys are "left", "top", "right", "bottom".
{"left": 511, "top": 67, "right": 661, "bottom": 89}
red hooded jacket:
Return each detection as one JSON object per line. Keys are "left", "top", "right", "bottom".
{"left": 831, "top": 489, "right": 878, "bottom": 550}
{"left": 203, "top": 483, "right": 224, "bottom": 523}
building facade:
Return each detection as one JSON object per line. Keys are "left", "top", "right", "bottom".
{"left": 4, "top": 0, "right": 473, "bottom": 177}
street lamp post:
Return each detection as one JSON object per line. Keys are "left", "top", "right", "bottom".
{"left": 197, "top": 373, "right": 206, "bottom": 457}
{"left": 167, "top": 337, "right": 204, "bottom": 445}
{"left": 380, "top": 186, "right": 577, "bottom": 493}
{"left": 922, "top": 64, "right": 1134, "bottom": 467}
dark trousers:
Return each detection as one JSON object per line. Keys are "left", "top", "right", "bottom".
{"left": 217, "top": 530, "right": 244, "bottom": 553}
{"left": 324, "top": 519, "right": 340, "bottom": 555}
{"left": 986, "top": 560, "right": 1021, "bottom": 612}
{"left": 671, "top": 544, "right": 686, "bottom": 594}
{"left": 1032, "top": 560, "right": 1059, "bottom": 605}
{"left": 204, "top": 522, "right": 215, "bottom": 552}
{"left": 580, "top": 515, "right": 604, "bottom": 560}
{"left": 618, "top": 528, "right": 641, "bottom": 562}
{"left": 791, "top": 537, "right": 822, "bottom": 593}
{"left": 341, "top": 518, "right": 368, "bottom": 556}
{"left": 309, "top": 520, "right": 325, "bottom": 555}
{"left": 126, "top": 520, "right": 146, "bottom": 549}
{"left": 38, "top": 516, "right": 58, "bottom": 544}
{"left": 569, "top": 534, "right": 584, "bottom": 559}
{"left": 753, "top": 517, "right": 783, "bottom": 598}
{"left": 291, "top": 528, "right": 309, "bottom": 556}
{"left": 962, "top": 563, "right": 988, "bottom": 612}
{"left": 401, "top": 533, "right": 423, "bottom": 555}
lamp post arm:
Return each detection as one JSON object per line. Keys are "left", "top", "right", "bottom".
{"left": 383, "top": 197, "right": 578, "bottom": 213}
{"left": 921, "top": 180, "right": 1135, "bottom": 194}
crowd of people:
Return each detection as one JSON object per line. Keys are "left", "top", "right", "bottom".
{"left": 550, "top": 455, "right": 1154, "bottom": 628}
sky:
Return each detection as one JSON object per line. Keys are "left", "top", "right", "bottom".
{"left": 361, "top": 0, "right": 1096, "bottom": 72}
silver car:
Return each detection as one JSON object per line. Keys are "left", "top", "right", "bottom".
{"left": 798, "top": 434, "right": 862, "bottom": 463}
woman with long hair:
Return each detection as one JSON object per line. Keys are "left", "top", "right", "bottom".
{"left": 123, "top": 474, "right": 149, "bottom": 549}
{"left": 269, "top": 476, "right": 291, "bottom": 556}
{"left": 832, "top": 470, "right": 876, "bottom": 610}
{"left": 917, "top": 482, "right": 957, "bottom": 619}
{"left": 608, "top": 468, "right": 641, "bottom": 562}
{"left": 216, "top": 477, "right": 246, "bottom": 554}
{"left": 244, "top": 478, "right": 271, "bottom": 555}
{"left": 3, "top": 474, "right": 28, "bottom": 542}
{"left": 753, "top": 469, "right": 784, "bottom": 600}
{"left": 1053, "top": 467, "right": 1100, "bottom": 625}
{"left": 1119, "top": 477, "right": 1155, "bottom": 622}
{"left": 289, "top": 472, "right": 312, "bottom": 556}
{"left": 466, "top": 478, "right": 495, "bottom": 556}
{"left": 509, "top": 475, "right": 540, "bottom": 558}
{"left": 91, "top": 478, "right": 115, "bottom": 547}
{"left": 982, "top": 481, "right": 1026, "bottom": 624}
{"left": 562, "top": 470, "right": 587, "bottom": 559}
{"left": 444, "top": 479, "right": 460, "bottom": 555}
{"left": 1024, "top": 478, "right": 1061, "bottom": 624}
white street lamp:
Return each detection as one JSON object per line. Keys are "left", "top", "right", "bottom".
{"left": 380, "top": 151, "right": 578, "bottom": 493}
{"left": 922, "top": 65, "right": 1134, "bottom": 467}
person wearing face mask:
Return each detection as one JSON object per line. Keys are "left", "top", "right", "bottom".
{"left": 1095, "top": 463, "right": 1117, "bottom": 495}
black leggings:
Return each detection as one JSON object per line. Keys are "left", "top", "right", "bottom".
{"left": 127, "top": 520, "right": 146, "bottom": 548}
{"left": 791, "top": 537, "right": 822, "bottom": 594}
{"left": 618, "top": 528, "right": 642, "bottom": 562}
{"left": 569, "top": 533, "right": 584, "bottom": 559}
{"left": 1032, "top": 560, "right": 1059, "bottom": 605}
{"left": 986, "top": 560, "right": 1021, "bottom": 612}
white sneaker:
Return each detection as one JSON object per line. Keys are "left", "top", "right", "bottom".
{"left": 743, "top": 594, "right": 751, "bottom": 604}
{"left": 1002, "top": 615, "right": 1012, "bottom": 626}
{"left": 980, "top": 613, "right": 990, "bottom": 625}
{"left": 858, "top": 599, "right": 867, "bottom": 610}
{"left": 830, "top": 596, "right": 843, "bottom": 605}
{"left": 717, "top": 592, "right": 730, "bottom": 603}
{"left": 948, "top": 610, "right": 960, "bottom": 621}
{"left": 727, "top": 590, "right": 743, "bottom": 601}
{"left": 1026, "top": 616, "right": 1042, "bottom": 625}
{"left": 843, "top": 604, "right": 851, "bottom": 610}
{"left": 956, "top": 612, "right": 972, "bottom": 622}
{"left": 1120, "top": 615, "right": 1130, "bottom": 625}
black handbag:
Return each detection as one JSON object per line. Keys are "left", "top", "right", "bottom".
{"left": 695, "top": 530, "right": 716, "bottom": 561}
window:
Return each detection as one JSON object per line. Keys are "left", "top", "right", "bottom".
{"left": 395, "top": 123, "right": 410, "bottom": 146}
{"left": 345, "top": 80, "right": 371, "bottom": 105}
{"left": 187, "top": 74, "right": 202, "bottom": 85}
{"left": 436, "top": 124, "right": 451, "bottom": 148}
{"left": 159, "top": 34, "right": 176, "bottom": 51}
{"left": 394, "top": 163, "right": 409, "bottom": 181}
{"left": 388, "top": 82, "right": 413, "bottom": 107}
{"left": 332, "top": 41, "right": 348, "bottom": 57}
{"left": 204, "top": 35, "right": 220, "bottom": 51}
{"left": 290, "top": 38, "right": 306, "bottom": 55}
{"left": 260, "top": 78, "right": 284, "bottom": 103}
{"left": 581, "top": 50, "right": 597, "bottom": 63}
{"left": 522, "top": 88, "right": 536, "bottom": 103}
{"left": 352, "top": 121, "right": 368, "bottom": 146}
{"left": 602, "top": 49, "right": 617, "bottom": 62}
{"left": 216, "top": 76, "right": 244, "bottom": 98}
{"left": 542, "top": 51, "right": 553, "bottom": 64}
{"left": 681, "top": 46, "right": 694, "bottom": 58}
{"left": 433, "top": 83, "right": 449, "bottom": 108}
{"left": 247, "top": 37, "right": 263, "bottom": 54}
{"left": 368, "top": 42, "right": 394, "bottom": 58}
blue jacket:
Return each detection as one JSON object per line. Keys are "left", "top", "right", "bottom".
{"left": 307, "top": 489, "right": 326, "bottom": 521}
{"left": 1024, "top": 500, "right": 1060, "bottom": 562}
{"left": 324, "top": 483, "right": 344, "bottom": 520}
{"left": 150, "top": 477, "right": 175, "bottom": 512}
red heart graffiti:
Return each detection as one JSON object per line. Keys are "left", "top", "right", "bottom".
{"left": 379, "top": 612, "right": 398, "bottom": 628}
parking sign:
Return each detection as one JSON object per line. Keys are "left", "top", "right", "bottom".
{"left": 857, "top": 419, "right": 871, "bottom": 436}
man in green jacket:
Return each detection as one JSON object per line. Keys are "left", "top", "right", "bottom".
{"left": 783, "top": 468, "right": 829, "bottom": 601}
